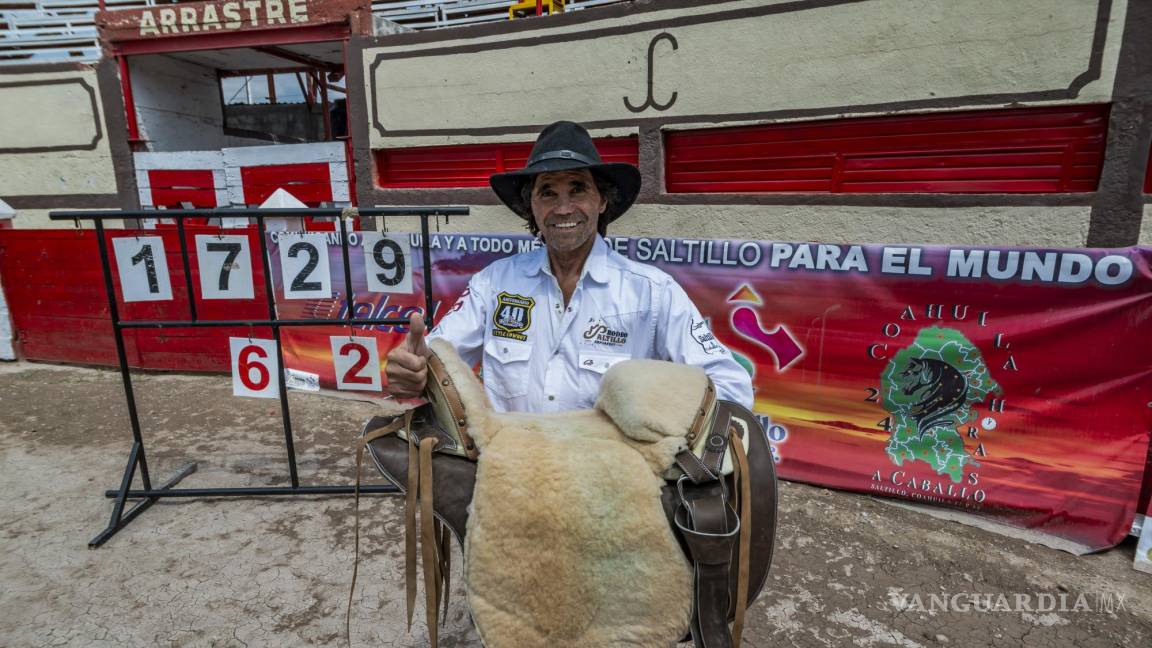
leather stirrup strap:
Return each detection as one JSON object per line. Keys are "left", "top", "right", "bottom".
{"left": 676, "top": 382, "right": 724, "bottom": 484}
{"left": 438, "top": 520, "right": 452, "bottom": 624}
{"left": 730, "top": 434, "right": 753, "bottom": 648}
{"left": 675, "top": 481, "right": 739, "bottom": 648}
{"left": 416, "top": 437, "right": 441, "bottom": 647}
{"left": 347, "top": 410, "right": 412, "bottom": 646}
{"left": 405, "top": 430, "right": 419, "bottom": 630}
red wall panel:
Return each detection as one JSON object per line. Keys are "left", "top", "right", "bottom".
{"left": 0, "top": 228, "right": 269, "bottom": 371}
{"left": 241, "top": 163, "right": 333, "bottom": 206}
{"left": 665, "top": 105, "right": 1110, "bottom": 194}
{"left": 148, "top": 169, "right": 218, "bottom": 209}
{"left": 376, "top": 137, "right": 640, "bottom": 189}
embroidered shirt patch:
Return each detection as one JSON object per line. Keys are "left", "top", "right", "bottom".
{"left": 691, "top": 317, "right": 726, "bottom": 355}
{"left": 492, "top": 292, "right": 535, "bottom": 341}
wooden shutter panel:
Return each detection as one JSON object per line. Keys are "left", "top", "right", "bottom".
{"left": 376, "top": 137, "right": 639, "bottom": 189}
{"left": 240, "top": 163, "right": 333, "bottom": 206}
{"left": 148, "top": 169, "right": 218, "bottom": 208}
{"left": 665, "top": 105, "right": 1109, "bottom": 194}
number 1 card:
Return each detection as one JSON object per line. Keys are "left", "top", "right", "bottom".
{"left": 112, "top": 236, "right": 173, "bottom": 302}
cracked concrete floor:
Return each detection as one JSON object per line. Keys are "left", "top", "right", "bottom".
{"left": 0, "top": 362, "right": 1149, "bottom": 647}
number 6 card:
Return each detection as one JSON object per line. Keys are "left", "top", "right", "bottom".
{"left": 112, "top": 236, "right": 173, "bottom": 302}
{"left": 330, "top": 335, "right": 382, "bottom": 391}
{"left": 230, "top": 337, "right": 279, "bottom": 398}
{"left": 195, "top": 235, "right": 254, "bottom": 299}
{"left": 277, "top": 233, "right": 331, "bottom": 299}
{"left": 361, "top": 232, "right": 413, "bottom": 294}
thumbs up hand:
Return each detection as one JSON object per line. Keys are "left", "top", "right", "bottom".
{"left": 406, "top": 312, "right": 429, "bottom": 356}
{"left": 385, "top": 313, "right": 431, "bottom": 398}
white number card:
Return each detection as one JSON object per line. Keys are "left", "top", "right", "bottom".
{"left": 229, "top": 337, "right": 279, "bottom": 398}
{"left": 361, "top": 232, "right": 413, "bottom": 294}
{"left": 195, "top": 235, "right": 254, "bottom": 300}
{"left": 112, "top": 236, "right": 173, "bottom": 302}
{"left": 277, "top": 233, "right": 331, "bottom": 299}
{"left": 329, "top": 335, "right": 382, "bottom": 392}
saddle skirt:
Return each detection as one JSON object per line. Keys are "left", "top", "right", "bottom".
{"left": 359, "top": 339, "right": 778, "bottom": 648}
{"left": 468, "top": 416, "right": 692, "bottom": 646}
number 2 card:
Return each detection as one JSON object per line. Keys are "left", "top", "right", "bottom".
{"left": 329, "top": 335, "right": 382, "bottom": 391}
{"left": 277, "top": 233, "right": 331, "bottom": 299}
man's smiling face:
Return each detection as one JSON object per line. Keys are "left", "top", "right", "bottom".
{"left": 530, "top": 169, "right": 607, "bottom": 257}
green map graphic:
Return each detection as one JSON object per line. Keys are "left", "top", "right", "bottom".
{"left": 881, "top": 326, "right": 1001, "bottom": 482}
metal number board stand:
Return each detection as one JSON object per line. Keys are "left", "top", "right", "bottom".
{"left": 48, "top": 206, "right": 467, "bottom": 547}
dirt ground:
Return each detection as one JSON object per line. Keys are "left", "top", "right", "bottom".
{"left": 0, "top": 361, "right": 1149, "bottom": 648}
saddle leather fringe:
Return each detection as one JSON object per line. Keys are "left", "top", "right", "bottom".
{"left": 730, "top": 431, "right": 752, "bottom": 648}
{"left": 416, "top": 435, "right": 442, "bottom": 647}
{"left": 347, "top": 410, "right": 453, "bottom": 648}
{"left": 348, "top": 410, "right": 411, "bottom": 646}
{"left": 405, "top": 432, "right": 419, "bottom": 629}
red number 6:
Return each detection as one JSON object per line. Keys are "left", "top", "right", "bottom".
{"left": 239, "top": 345, "right": 270, "bottom": 391}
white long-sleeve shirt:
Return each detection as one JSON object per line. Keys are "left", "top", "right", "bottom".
{"left": 429, "top": 236, "right": 753, "bottom": 413}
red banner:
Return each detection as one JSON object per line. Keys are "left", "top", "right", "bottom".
{"left": 272, "top": 234, "right": 1152, "bottom": 551}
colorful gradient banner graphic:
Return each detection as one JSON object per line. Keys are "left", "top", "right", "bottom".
{"left": 271, "top": 233, "right": 1152, "bottom": 551}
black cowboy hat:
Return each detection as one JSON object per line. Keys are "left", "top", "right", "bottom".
{"left": 489, "top": 121, "right": 641, "bottom": 223}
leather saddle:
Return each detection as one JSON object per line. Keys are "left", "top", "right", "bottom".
{"left": 354, "top": 340, "right": 778, "bottom": 648}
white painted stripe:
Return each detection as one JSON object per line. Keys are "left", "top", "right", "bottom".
{"left": 135, "top": 167, "right": 153, "bottom": 206}
{"left": 328, "top": 160, "right": 349, "bottom": 185}
{"left": 133, "top": 150, "right": 224, "bottom": 171}
{"left": 0, "top": 272, "right": 13, "bottom": 360}
{"left": 222, "top": 141, "right": 345, "bottom": 167}
{"left": 224, "top": 166, "right": 245, "bottom": 206}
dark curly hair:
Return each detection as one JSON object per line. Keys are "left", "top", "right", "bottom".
{"left": 518, "top": 171, "right": 620, "bottom": 240}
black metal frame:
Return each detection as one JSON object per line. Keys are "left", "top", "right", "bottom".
{"left": 48, "top": 207, "right": 467, "bottom": 547}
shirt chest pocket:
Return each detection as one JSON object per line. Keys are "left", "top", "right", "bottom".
{"left": 483, "top": 339, "right": 533, "bottom": 399}
{"left": 576, "top": 350, "right": 632, "bottom": 407}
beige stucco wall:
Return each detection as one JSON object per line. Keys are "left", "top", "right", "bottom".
{"left": 617, "top": 205, "right": 1094, "bottom": 247}
{"left": 376, "top": 204, "right": 1094, "bottom": 248}
{"left": 359, "top": 0, "right": 1124, "bottom": 249}
{"left": 0, "top": 68, "right": 117, "bottom": 200}
{"left": 365, "top": 0, "right": 1122, "bottom": 148}
{"left": 1141, "top": 204, "right": 1152, "bottom": 245}
{"left": 3, "top": 209, "right": 130, "bottom": 230}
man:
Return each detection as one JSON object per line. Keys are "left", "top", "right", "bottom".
{"left": 386, "top": 120, "right": 752, "bottom": 411}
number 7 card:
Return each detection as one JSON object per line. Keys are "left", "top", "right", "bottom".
{"left": 195, "top": 235, "right": 254, "bottom": 300}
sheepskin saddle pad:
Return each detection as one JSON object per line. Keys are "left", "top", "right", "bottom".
{"left": 358, "top": 339, "right": 778, "bottom": 648}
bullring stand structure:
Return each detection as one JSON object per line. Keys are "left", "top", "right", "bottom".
{"left": 48, "top": 206, "right": 468, "bottom": 547}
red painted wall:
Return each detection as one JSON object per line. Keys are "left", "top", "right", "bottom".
{"left": 0, "top": 228, "right": 270, "bottom": 371}
{"left": 376, "top": 137, "right": 640, "bottom": 188}
{"left": 665, "top": 105, "right": 1110, "bottom": 194}
{"left": 148, "top": 169, "right": 219, "bottom": 208}
{"left": 241, "top": 163, "right": 332, "bottom": 205}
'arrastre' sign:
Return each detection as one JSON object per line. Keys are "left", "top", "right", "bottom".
{"left": 137, "top": 1, "right": 310, "bottom": 35}
{"left": 95, "top": 0, "right": 365, "bottom": 41}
